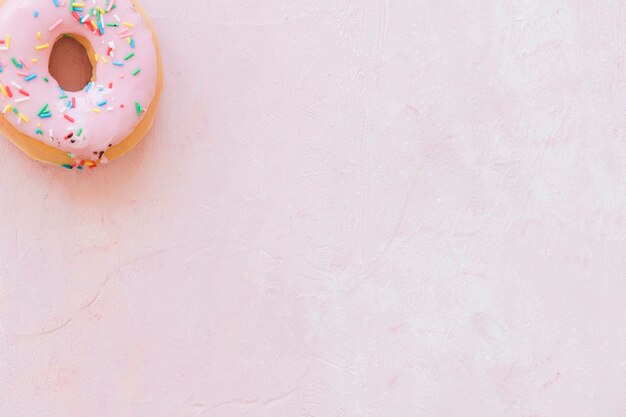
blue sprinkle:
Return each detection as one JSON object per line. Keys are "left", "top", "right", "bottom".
{"left": 130, "top": 38, "right": 135, "bottom": 49}
{"left": 97, "top": 100, "right": 107, "bottom": 107}
{"left": 24, "top": 74, "right": 37, "bottom": 81}
{"left": 84, "top": 81, "right": 93, "bottom": 92}
{"left": 34, "top": 11, "right": 39, "bottom": 17}
{"left": 61, "top": 164, "right": 73, "bottom": 169}
{"left": 53, "top": 0, "right": 59, "bottom": 6}
{"left": 112, "top": 61, "right": 124, "bottom": 66}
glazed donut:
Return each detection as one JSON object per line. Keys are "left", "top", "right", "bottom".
{"left": 0, "top": 0, "right": 162, "bottom": 169}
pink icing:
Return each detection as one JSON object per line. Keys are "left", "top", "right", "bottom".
{"left": 0, "top": 0, "right": 158, "bottom": 161}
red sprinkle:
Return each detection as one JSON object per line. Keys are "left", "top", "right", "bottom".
{"left": 109, "top": 82, "right": 113, "bottom": 89}
{"left": 5, "top": 86, "right": 12, "bottom": 98}
{"left": 71, "top": 97, "right": 76, "bottom": 108}
{"left": 19, "top": 89, "right": 29, "bottom": 97}
{"left": 64, "top": 114, "right": 75, "bottom": 123}
{"left": 72, "top": 11, "right": 81, "bottom": 22}
{"left": 0, "top": 40, "right": 4, "bottom": 44}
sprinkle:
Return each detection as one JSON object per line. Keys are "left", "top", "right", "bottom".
{"left": 49, "top": 19, "right": 63, "bottom": 31}
{"left": 53, "top": 0, "right": 60, "bottom": 6}
{"left": 24, "top": 74, "right": 37, "bottom": 81}
{"left": 122, "top": 22, "right": 134, "bottom": 28}
{"left": 61, "top": 164, "right": 73, "bottom": 169}
{"left": 132, "top": 68, "right": 140, "bottom": 76}
{"left": 14, "top": 97, "right": 30, "bottom": 103}
{"left": 0, "top": 83, "right": 6, "bottom": 97}
{"left": 38, "top": 103, "right": 49, "bottom": 115}
{"left": 97, "top": 100, "right": 107, "bottom": 107}
{"left": 77, "top": 128, "right": 83, "bottom": 136}
{"left": 135, "top": 101, "right": 141, "bottom": 116}
{"left": 18, "top": 88, "right": 29, "bottom": 96}
{"left": 5, "top": 86, "right": 12, "bottom": 98}
{"left": 112, "top": 60, "right": 123, "bottom": 66}
{"left": 39, "top": 112, "right": 52, "bottom": 118}
{"left": 64, "top": 114, "right": 75, "bottom": 122}
{"left": 11, "top": 57, "right": 22, "bottom": 68}
{"left": 35, "top": 44, "right": 50, "bottom": 50}
{"left": 6, "top": 35, "right": 10, "bottom": 49}
{"left": 124, "top": 52, "right": 134, "bottom": 61}
{"left": 11, "top": 81, "right": 22, "bottom": 89}
{"left": 34, "top": 11, "right": 39, "bottom": 18}
{"left": 84, "top": 81, "right": 92, "bottom": 92}
{"left": 31, "top": 58, "right": 38, "bottom": 63}
{"left": 71, "top": 97, "right": 76, "bottom": 108}
{"left": 94, "top": 53, "right": 98, "bottom": 62}
{"left": 18, "top": 113, "right": 28, "bottom": 123}
{"left": 35, "top": 129, "right": 43, "bottom": 135}
{"left": 92, "top": 108, "right": 101, "bottom": 113}
{"left": 101, "top": 56, "right": 108, "bottom": 64}
{"left": 37, "top": 32, "right": 42, "bottom": 40}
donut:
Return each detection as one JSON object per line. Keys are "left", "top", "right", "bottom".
{"left": 0, "top": 0, "right": 162, "bottom": 169}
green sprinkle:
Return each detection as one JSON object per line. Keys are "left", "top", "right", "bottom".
{"left": 38, "top": 103, "right": 49, "bottom": 115}
{"left": 43, "top": 77, "right": 49, "bottom": 83}
{"left": 59, "top": 95, "right": 68, "bottom": 99}
{"left": 132, "top": 68, "right": 140, "bottom": 76}
{"left": 135, "top": 101, "right": 141, "bottom": 116}
{"left": 106, "top": 23, "right": 119, "bottom": 27}
{"left": 124, "top": 52, "right": 135, "bottom": 61}
{"left": 77, "top": 128, "right": 83, "bottom": 136}
{"left": 12, "top": 107, "right": 18, "bottom": 114}
{"left": 11, "top": 57, "right": 22, "bottom": 68}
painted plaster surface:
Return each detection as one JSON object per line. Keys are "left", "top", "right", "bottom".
{"left": 1, "top": 1, "right": 625, "bottom": 416}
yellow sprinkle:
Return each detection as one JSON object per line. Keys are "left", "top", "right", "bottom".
{"left": 97, "top": 7, "right": 105, "bottom": 14}
{"left": 0, "top": 83, "right": 6, "bottom": 97}
{"left": 92, "top": 108, "right": 100, "bottom": 113}
{"left": 127, "top": 37, "right": 131, "bottom": 44}
{"left": 101, "top": 56, "right": 108, "bottom": 64}
{"left": 35, "top": 44, "right": 49, "bottom": 50}
{"left": 18, "top": 113, "right": 28, "bottom": 123}
{"left": 37, "top": 122, "right": 41, "bottom": 127}
{"left": 85, "top": 161, "right": 94, "bottom": 166}
{"left": 72, "top": 2, "right": 85, "bottom": 7}
{"left": 3, "top": 105, "right": 11, "bottom": 114}
{"left": 37, "top": 32, "right": 41, "bottom": 40}
{"left": 123, "top": 22, "right": 134, "bottom": 28}
{"left": 31, "top": 58, "right": 38, "bottom": 63}
{"left": 94, "top": 53, "right": 98, "bottom": 62}
{"left": 6, "top": 34, "right": 10, "bottom": 49}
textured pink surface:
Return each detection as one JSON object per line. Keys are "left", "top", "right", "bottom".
{"left": 1, "top": 1, "right": 625, "bottom": 415}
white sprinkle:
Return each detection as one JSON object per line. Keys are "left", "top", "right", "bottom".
{"left": 49, "top": 18, "right": 63, "bottom": 31}
{"left": 14, "top": 97, "right": 29, "bottom": 103}
{"left": 11, "top": 81, "right": 22, "bottom": 89}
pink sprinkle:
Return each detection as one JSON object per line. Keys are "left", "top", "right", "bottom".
{"left": 49, "top": 19, "right": 63, "bottom": 31}
{"left": 106, "top": 0, "right": 115, "bottom": 12}
{"left": 64, "top": 114, "right": 74, "bottom": 123}
{"left": 19, "top": 58, "right": 29, "bottom": 70}
{"left": 120, "top": 32, "right": 134, "bottom": 39}
{"left": 16, "top": 71, "right": 28, "bottom": 77}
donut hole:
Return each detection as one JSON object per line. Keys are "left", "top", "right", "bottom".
{"left": 49, "top": 35, "right": 95, "bottom": 92}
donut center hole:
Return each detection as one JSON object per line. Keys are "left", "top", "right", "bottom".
{"left": 49, "top": 35, "right": 94, "bottom": 92}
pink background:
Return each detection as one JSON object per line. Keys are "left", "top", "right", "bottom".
{"left": 1, "top": 0, "right": 625, "bottom": 415}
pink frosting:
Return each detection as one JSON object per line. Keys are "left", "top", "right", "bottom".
{"left": 0, "top": 0, "right": 157, "bottom": 160}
